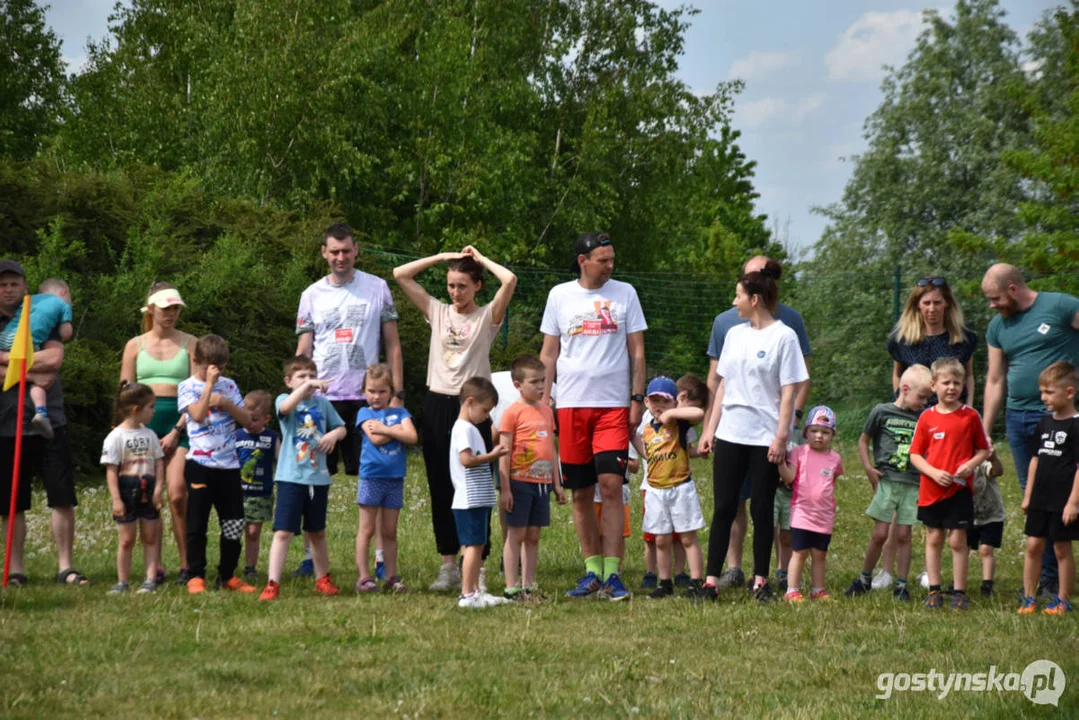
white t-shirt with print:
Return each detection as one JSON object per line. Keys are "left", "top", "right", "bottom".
{"left": 100, "top": 426, "right": 164, "bottom": 479}
{"left": 450, "top": 419, "right": 497, "bottom": 509}
{"left": 715, "top": 320, "right": 808, "bottom": 447}
{"left": 540, "top": 279, "right": 647, "bottom": 409}
{"left": 177, "top": 376, "right": 246, "bottom": 469}
{"left": 296, "top": 272, "right": 399, "bottom": 402}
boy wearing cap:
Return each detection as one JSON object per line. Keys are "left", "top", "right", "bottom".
{"left": 632, "top": 376, "right": 706, "bottom": 599}
{"left": 778, "top": 405, "right": 844, "bottom": 602}
{"left": 0, "top": 276, "right": 73, "bottom": 439}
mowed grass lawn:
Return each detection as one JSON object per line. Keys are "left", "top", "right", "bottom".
{"left": 2, "top": 442, "right": 1077, "bottom": 718}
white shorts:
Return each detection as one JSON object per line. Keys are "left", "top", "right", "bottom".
{"left": 642, "top": 480, "right": 706, "bottom": 535}
{"left": 593, "top": 482, "right": 632, "bottom": 505}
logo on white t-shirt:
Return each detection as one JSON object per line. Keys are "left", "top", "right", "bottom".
{"left": 571, "top": 300, "right": 619, "bottom": 337}
{"left": 335, "top": 328, "right": 354, "bottom": 343}
{"left": 756, "top": 350, "right": 766, "bottom": 358}
{"left": 1037, "top": 323, "right": 1051, "bottom": 335}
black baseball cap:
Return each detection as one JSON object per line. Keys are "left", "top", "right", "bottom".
{"left": 0, "top": 260, "right": 26, "bottom": 278}
{"left": 569, "top": 232, "right": 612, "bottom": 273}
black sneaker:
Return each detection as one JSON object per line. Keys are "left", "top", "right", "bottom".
{"left": 694, "top": 582, "right": 720, "bottom": 602}
{"left": 951, "top": 591, "right": 970, "bottom": 611}
{"left": 845, "top": 578, "right": 870, "bottom": 597}
{"left": 673, "top": 572, "right": 691, "bottom": 587}
{"left": 753, "top": 581, "right": 777, "bottom": 604}
{"left": 980, "top": 580, "right": 993, "bottom": 598}
{"left": 648, "top": 583, "right": 674, "bottom": 599}
{"left": 924, "top": 590, "right": 944, "bottom": 609}
{"left": 174, "top": 568, "right": 191, "bottom": 586}
{"left": 893, "top": 585, "right": 911, "bottom": 602}
{"left": 681, "top": 579, "right": 707, "bottom": 599}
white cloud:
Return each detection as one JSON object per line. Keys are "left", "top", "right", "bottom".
{"left": 736, "top": 93, "right": 824, "bottom": 129}
{"left": 791, "top": 93, "right": 825, "bottom": 123}
{"left": 1021, "top": 58, "right": 1045, "bottom": 79}
{"left": 738, "top": 97, "right": 786, "bottom": 128}
{"left": 825, "top": 10, "right": 928, "bottom": 82}
{"left": 727, "top": 50, "right": 797, "bottom": 82}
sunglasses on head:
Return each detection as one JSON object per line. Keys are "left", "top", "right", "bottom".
{"left": 583, "top": 234, "right": 611, "bottom": 252}
{"left": 916, "top": 276, "right": 947, "bottom": 288}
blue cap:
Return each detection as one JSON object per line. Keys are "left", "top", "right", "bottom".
{"left": 646, "top": 376, "right": 678, "bottom": 400}
{"left": 803, "top": 405, "right": 837, "bottom": 436}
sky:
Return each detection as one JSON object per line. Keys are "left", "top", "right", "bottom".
{"left": 45, "top": 0, "right": 1061, "bottom": 253}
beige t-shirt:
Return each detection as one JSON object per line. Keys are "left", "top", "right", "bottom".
{"left": 426, "top": 298, "right": 501, "bottom": 395}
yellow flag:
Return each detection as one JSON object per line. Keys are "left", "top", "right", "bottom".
{"left": 3, "top": 296, "right": 34, "bottom": 392}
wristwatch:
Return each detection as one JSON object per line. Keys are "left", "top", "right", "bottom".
{"left": 794, "top": 409, "right": 804, "bottom": 420}
{"left": 630, "top": 394, "right": 645, "bottom": 403}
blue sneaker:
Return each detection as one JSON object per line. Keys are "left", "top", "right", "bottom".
{"left": 375, "top": 560, "right": 386, "bottom": 581}
{"left": 292, "top": 558, "right": 314, "bottom": 578}
{"left": 565, "top": 572, "right": 603, "bottom": 598}
{"left": 641, "top": 572, "right": 658, "bottom": 590}
{"left": 674, "top": 572, "right": 691, "bottom": 587}
{"left": 601, "top": 573, "right": 631, "bottom": 602}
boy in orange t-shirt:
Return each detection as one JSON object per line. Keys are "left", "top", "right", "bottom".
{"left": 499, "top": 356, "right": 566, "bottom": 600}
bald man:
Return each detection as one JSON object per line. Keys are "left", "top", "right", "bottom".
{"left": 982, "top": 263, "right": 1079, "bottom": 597}
{"left": 704, "top": 256, "right": 811, "bottom": 590}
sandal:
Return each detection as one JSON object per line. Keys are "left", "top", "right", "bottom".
{"left": 355, "top": 577, "right": 378, "bottom": 593}
{"left": 56, "top": 568, "right": 91, "bottom": 586}
{"left": 6, "top": 573, "right": 28, "bottom": 587}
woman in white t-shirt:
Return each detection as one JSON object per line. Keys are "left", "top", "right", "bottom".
{"left": 698, "top": 269, "right": 808, "bottom": 602}
{"left": 393, "top": 246, "right": 517, "bottom": 590}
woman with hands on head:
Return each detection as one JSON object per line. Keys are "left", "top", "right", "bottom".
{"left": 393, "top": 245, "right": 517, "bottom": 591}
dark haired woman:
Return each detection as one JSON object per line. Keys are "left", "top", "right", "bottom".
{"left": 393, "top": 246, "right": 517, "bottom": 591}
{"left": 698, "top": 269, "right": 808, "bottom": 603}
{"left": 120, "top": 281, "right": 197, "bottom": 584}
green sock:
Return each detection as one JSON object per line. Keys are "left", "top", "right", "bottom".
{"left": 585, "top": 555, "right": 603, "bottom": 577}
{"left": 504, "top": 586, "right": 521, "bottom": 596}
{"left": 603, "top": 557, "right": 621, "bottom": 581}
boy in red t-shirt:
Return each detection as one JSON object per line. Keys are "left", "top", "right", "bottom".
{"left": 909, "top": 357, "right": 990, "bottom": 611}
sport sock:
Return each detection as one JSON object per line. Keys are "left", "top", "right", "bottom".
{"left": 585, "top": 555, "right": 603, "bottom": 577}
{"left": 603, "top": 557, "right": 620, "bottom": 581}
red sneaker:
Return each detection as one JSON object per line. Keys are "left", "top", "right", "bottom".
{"left": 259, "top": 580, "right": 279, "bottom": 602}
{"left": 222, "top": 577, "right": 257, "bottom": 593}
{"left": 315, "top": 574, "right": 340, "bottom": 596}
{"left": 187, "top": 577, "right": 207, "bottom": 595}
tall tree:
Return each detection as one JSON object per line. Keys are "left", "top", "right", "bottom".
{"left": 0, "top": 0, "right": 64, "bottom": 159}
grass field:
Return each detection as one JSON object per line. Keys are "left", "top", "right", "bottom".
{"left": 2, "top": 442, "right": 1077, "bottom": 718}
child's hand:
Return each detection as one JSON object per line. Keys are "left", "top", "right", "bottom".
{"left": 554, "top": 486, "right": 567, "bottom": 505}
{"left": 930, "top": 468, "right": 953, "bottom": 487}
{"left": 111, "top": 498, "right": 126, "bottom": 518}
{"left": 363, "top": 420, "right": 389, "bottom": 436}
{"left": 489, "top": 444, "right": 509, "bottom": 459}
{"left": 1064, "top": 504, "right": 1078, "bottom": 526}
{"left": 865, "top": 467, "right": 883, "bottom": 491}
{"left": 501, "top": 491, "right": 514, "bottom": 514}
{"left": 317, "top": 434, "right": 338, "bottom": 455}
{"left": 306, "top": 378, "right": 330, "bottom": 395}
{"left": 206, "top": 365, "right": 221, "bottom": 385}
{"left": 209, "top": 393, "right": 230, "bottom": 409}
{"left": 953, "top": 459, "right": 977, "bottom": 479}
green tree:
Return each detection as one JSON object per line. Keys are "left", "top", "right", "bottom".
{"left": 0, "top": 0, "right": 64, "bottom": 159}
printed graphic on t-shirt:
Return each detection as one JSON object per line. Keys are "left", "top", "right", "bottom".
{"left": 884, "top": 419, "right": 914, "bottom": 471}
{"left": 567, "top": 300, "right": 620, "bottom": 337}
{"left": 293, "top": 405, "right": 326, "bottom": 470}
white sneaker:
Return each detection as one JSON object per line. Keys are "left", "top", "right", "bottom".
{"left": 480, "top": 592, "right": 510, "bottom": 607}
{"left": 478, "top": 567, "right": 488, "bottom": 594}
{"left": 457, "top": 591, "right": 485, "bottom": 609}
{"left": 870, "top": 570, "right": 893, "bottom": 591}
{"left": 31, "top": 412, "right": 54, "bottom": 440}
{"left": 918, "top": 571, "right": 930, "bottom": 589}
{"left": 429, "top": 562, "right": 461, "bottom": 591}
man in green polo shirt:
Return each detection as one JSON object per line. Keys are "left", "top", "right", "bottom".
{"left": 982, "top": 263, "right": 1079, "bottom": 596}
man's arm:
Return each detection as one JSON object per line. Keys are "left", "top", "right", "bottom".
{"left": 627, "top": 330, "right": 646, "bottom": 427}
{"left": 539, "top": 334, "right": 560, "bottom": 406}
{"left": 795, "top": 356, "right": 811, "bottom": 422}
{"left": 982, "top": 345, "right": 1007, "bottom": 437}
{"left": 0, "top": 339, "right": 64, "bottom": 374}
{"left": 706, "top": 358, "right": 719, "bottom": 405}
{"left": 382, "top": 320, "right": 404, "bottom": 407}
{"left": 295, "top": 332, "right": 314, "bottom": 359}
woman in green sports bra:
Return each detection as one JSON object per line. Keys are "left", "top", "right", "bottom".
{"left": 120, "top": 281, "right": 197, "bottom": 584}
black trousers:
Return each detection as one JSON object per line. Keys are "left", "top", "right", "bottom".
{"left": 185, "top": 463, "right": 244, "bottom": 581}
{"left": 327, "top": 399, "right": 366, "bottom": 477}
{"left": 706, "top": 439, "right": 780, "bottom": 580}
{"left": 421, "top": 391, "right": 493, "bottom": 559}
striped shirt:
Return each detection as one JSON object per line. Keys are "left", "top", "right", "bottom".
{"left": 450, "top": 420, "right": 497, "bottom": 509}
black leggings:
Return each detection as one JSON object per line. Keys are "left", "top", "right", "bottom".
{"left": 706, "top": 439, "right": 779, "bottom": 580}
{"left": 185, "top": 463, "right": 244, "bottom": 581}
{"left": 421, "top": 391, "right": 493, "bottom": 559}
{"left": 327, "top": 399, "right": 366, "bottom": 477}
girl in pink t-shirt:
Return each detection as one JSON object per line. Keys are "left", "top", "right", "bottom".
{"left": 778, "top": 406, "right": 844, "bottom": 602}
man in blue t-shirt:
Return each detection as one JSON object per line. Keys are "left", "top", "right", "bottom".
{"left": 982, "top": 263, "right": 1079, "bottom": 597}
{"left": 703, "top": 256, "right": 811, "bottom": 589}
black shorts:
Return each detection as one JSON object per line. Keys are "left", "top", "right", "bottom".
{"left": 790, "top": 527, "right": 832, "bottom": 552}
{"left": 35, "top": 424, "right": 77, "bottom": 508}
{"left": 114, "top": 475, "right": 161, "bottom": 524}
{"left": 917, "top": 491, "right": 973, "bottom": 530}
{"left": 0, "top": 436, "right": 40, "bottom": 516}
{"left": 1024, "top": 509, "right": 1079, "bottom": 543}
{"left": 273, "top": 482, "right": 329, "bottom": 535}
{"left": 967, "top": 521, "right": 1003, "bottom": 549}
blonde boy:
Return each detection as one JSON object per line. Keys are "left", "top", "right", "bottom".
{"left": 847, "top": 364, "right": 934, "bottom": 602}
{"left": 909, "top": 357, "right": 990, "bottom": 611}
{"left": 499, "top": 356, "right": 566, "bottom": 601}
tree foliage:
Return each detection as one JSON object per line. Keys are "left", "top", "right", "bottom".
{"left": 0, "top": 0, "right": 64, "bottom": 159}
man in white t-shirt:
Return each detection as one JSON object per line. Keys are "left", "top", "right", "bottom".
{"left": 296, "top": 223, "right": 403, "bottom": 478}
{"left": 540, "top": 232, "right": 647, "bottom": 601}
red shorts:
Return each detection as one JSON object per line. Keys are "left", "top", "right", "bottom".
{"left": 557, "top": 407, "right": 629, "bottom": 489}
{"left": 641, "top": 490, "right": 681, "bottom": 543}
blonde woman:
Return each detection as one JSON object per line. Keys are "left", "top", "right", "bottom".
{"left": 120, "top": 282, "right": 197, "bottom": 584}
